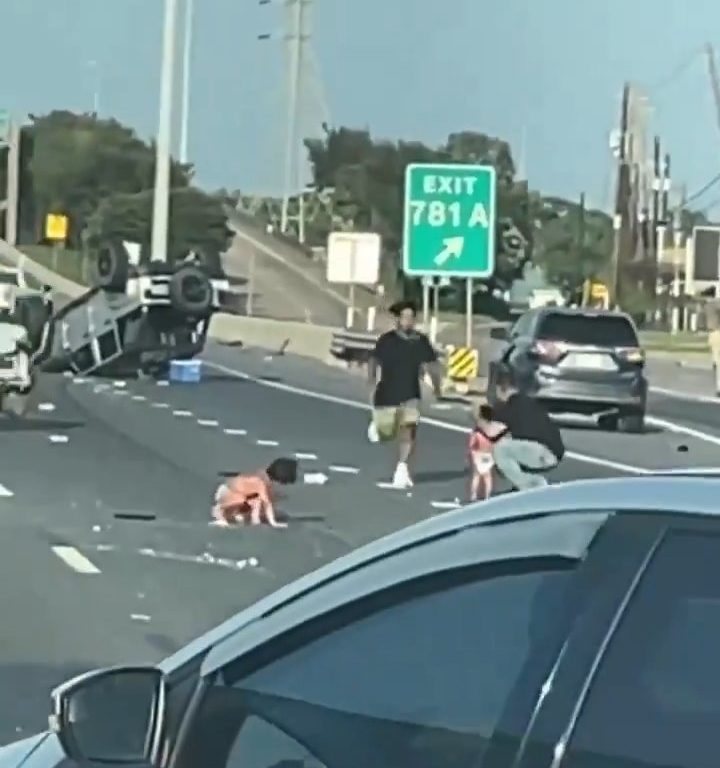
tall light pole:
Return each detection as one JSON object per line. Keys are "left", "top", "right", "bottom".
{"left": 86, "top": 60, "right": 101, "bottom": 115}
{"left": 280, "top": 0, "right": 304, "bottom": 234}
{"left": 179, "top": 0, "right": 193, "bottom": 164}
{"left": 150, "top": 0, "right": 179, "bottom": 264}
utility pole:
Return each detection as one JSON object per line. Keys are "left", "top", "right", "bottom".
{"left": 179, "top": 0, "right": 193, "bottom": 164}
{"left": 3, "top": 122, "right": 19, "bottom": 247}
{"left": 577, "top": 191, "right": 586, "bottom": 261}
{"left": 150, "top": 0, "right": 179, "bottom": 263}
{"left": 280, "top": 0, "right": 307, "bottom": 234}
{"left": 610, "top": 83, "right": 631, "bottom": 307}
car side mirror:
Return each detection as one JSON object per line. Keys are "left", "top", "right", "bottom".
{"left": 50, "top": 666, "right": 166, "bottom": 766}
{"left": 490, "top": 326, "right": 509, "bottom": 341}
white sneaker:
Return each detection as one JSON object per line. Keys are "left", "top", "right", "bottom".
{"left": 392, "top": 462, "right": 413, "bottom": 489}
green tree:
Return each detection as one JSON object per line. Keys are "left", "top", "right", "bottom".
{"left": 84, "top": 186, "right": 231, "bottom": 276}
{"left": 27, "top": 110, "right": 191, "bottom": 246}
{"left": 533, "top": 196, "right": 614, "bottom": 293}
{"left": 303, "top": 126, "right": 532, "bottom": 296}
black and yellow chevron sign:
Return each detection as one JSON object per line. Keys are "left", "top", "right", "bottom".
{"left": 447, "top": 346, "right": 478, "bottom": 381}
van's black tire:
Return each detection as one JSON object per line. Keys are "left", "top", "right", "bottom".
{"left": 93, "top": 242, "right": 130, "bottom": 292}
{"left": 169, "top": 266, "right": 213, "bottom": 316}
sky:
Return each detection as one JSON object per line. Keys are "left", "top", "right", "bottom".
{"left": 3, "top": 0, "right": 720, "bottom": 216}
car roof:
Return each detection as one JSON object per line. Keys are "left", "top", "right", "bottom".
{"left": 535, "top": 306, "right": 633, "bottom": 321}
{"left": 159, "top": 474, "right": 720, "bottom": 674}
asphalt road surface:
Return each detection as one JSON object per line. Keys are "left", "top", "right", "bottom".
{"left": 222, "top": 234, "right": 348, "bottom": 326}
{"left": 1, "top": 344, "right": 719, "bottom": 744}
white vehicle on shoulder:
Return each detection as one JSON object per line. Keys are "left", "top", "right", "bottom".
{"left": 0, "top": 284, "right": 39, "bottom": 416}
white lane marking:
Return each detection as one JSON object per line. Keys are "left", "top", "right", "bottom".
{"left": 651, "top": 386, "right": 719, "bottom": 405}
{"left": 130, "top": 613, "right": 151, "bottom": 622}
{"left": 256, "top": 439, "right": 279, "bottom": 446}
{"left": 132, "top": 395, "right": 147, "bottom": 402}
{"left": 223, "top": 428, "right": 247, "bottom": 435}
{"left": 113, "top": 381, "right": 127, "bottom": 388}
{"left": 48, "top": 434, "right": 69, "bottom": 443}
{"left": 0, "top": 484, "right": 13, "bottom": 497}
{"left": 432, "top": 403, "right": 453, "bottom": 410}
{"left": 197, "top": 419, "right": 219, "bottom": 427}
{"left": 646, "top": 415, "right": 720, "bottom": 449}
{"left": 204, "top": 361, "right": 648, "bottom": 475}
{"left": 38, "top": 402, "right": 55, "bottom": 412}
{"left": 156, "top": 380, "right": 169, "bottom": 387}
{"left": 377, "top": 481, "right": 403, "bottom": 490}
{"left": 431, "top": 500, "right": 461, "bottom": 509}
{"left": 303, "top": 472, "right": 329, "bottom": 485}
{"left": 173, "top": 410, "right": 193, "bottom": 417}
{"left": 295, "top": 451, "right": 318, "bottom": 460}
{"left": 52, "top": 546, "right": 101, "bottom": 574}
{"left": 91, "top": 544, "right": 260, "bottom": 571}
{"left": 72, "top": 377, "right": 87, "bottom": 384}
{"left": 329, "top": 465, "right": 360, "bottom": 474}
{"left": 152, "top": 402, "right": 170, "bottom": 409}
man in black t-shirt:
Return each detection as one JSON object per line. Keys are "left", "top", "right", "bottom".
{"left": 368, "top": 300, "right": 442, "bottom": 489}
{"left": 489, "top": 367, "right": 565, "bottom": 491}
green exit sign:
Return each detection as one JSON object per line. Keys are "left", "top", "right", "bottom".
{"left": 402, "top": 163, "right": 497, "bottom": 278}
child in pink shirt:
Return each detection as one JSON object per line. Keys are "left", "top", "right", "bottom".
{"left": 467, "top": 404, "right": 507, "bottom": 501}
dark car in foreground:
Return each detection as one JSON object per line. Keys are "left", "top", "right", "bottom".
{"left": 488, "top": 307, "right": 648, "bottom": 432}
{"left": 4, "top": 474, "right": 720, "bottom": 768}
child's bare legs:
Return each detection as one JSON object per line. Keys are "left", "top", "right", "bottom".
{"left": 211, "top": 504, "right": 229, "bottom": 526}
{"left": 469, "top": 471, "right": 492, "bottom": 502}
{"left": 482, "top": 470, "right": 493, "bottom": 499}
{"left": 248, "top": 499, "right": 287, "bottom": 528}
{"left": 469, "top": 471, "right": 481, "bottom": 502}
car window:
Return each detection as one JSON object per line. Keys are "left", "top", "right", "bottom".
{"left": 562, "top": 530, "right": 720, "bottom": 768}
{"left": 536, "top": 313, "right": 638, "bottom": 347}
{"left": 0, "top": 272, "right": 18, "bottom": 286}
{"left": 511, "top": 312, "right": 533, "bottom": 337}
{"left": 183, "top": 561, "right": 582, "bottom": 768}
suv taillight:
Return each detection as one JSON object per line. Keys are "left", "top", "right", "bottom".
{"left": 532, "top": 340, "right": 566, "bottom": 363}
{"left": 616, "top": 346, "right": 645, "bottom": 364}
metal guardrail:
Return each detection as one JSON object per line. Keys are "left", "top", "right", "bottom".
{"left": 330, "top": 329, "right": 376, "bottom": 362}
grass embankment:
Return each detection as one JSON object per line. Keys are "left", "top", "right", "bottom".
{"left": 639, "top": 330, "right": 708, "bottom": 354}
{"left": 19, "top": 244, "right": 89, "bottom": 286}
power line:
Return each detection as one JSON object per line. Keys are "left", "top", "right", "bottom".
{"left": 650, "top": 46, "right": 704, "bottom": 94}
{"left": 686, "top": 171, "right": 720, "bottom": 204}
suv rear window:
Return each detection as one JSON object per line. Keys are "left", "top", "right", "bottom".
{"left": 537, "top": 312, "right": 639, "bottom": 347}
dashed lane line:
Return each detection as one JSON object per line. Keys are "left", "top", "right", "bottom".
{"left": 203, "top": 361, "right": 650, "bottom": 476}
{"left": 51, "top": 546, "right": 101, "bottom": 574}
{"left": 0, "top": 484, "right": 13, "bottom": 497}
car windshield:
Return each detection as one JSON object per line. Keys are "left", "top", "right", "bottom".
{"left": 537, "top": 313, "right": 639, "bottom": 347}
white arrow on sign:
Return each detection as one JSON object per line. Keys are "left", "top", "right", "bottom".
{"left": 434, "top": 236, "right": 464, "bottom": 267}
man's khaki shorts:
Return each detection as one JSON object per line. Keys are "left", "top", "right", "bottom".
{"left": 373, "top": 399, "right": 421, "bottom": 441}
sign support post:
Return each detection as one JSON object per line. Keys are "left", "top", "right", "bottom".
{"left": 465, "top": 277, "right": 473, "bottom": 347}
{"left": 421, "top": 277, "right": 430, "bottom": 328}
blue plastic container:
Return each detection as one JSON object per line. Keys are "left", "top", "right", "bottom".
{"left": 169, "top": 359, "right": 202, "bottom": 383}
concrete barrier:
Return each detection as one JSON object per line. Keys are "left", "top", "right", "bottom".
{"left": 0, "top": 239, "right": 86, "bottom": 298}
{"left": 209, "top": 314, "right": 336, "bottom": 361}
